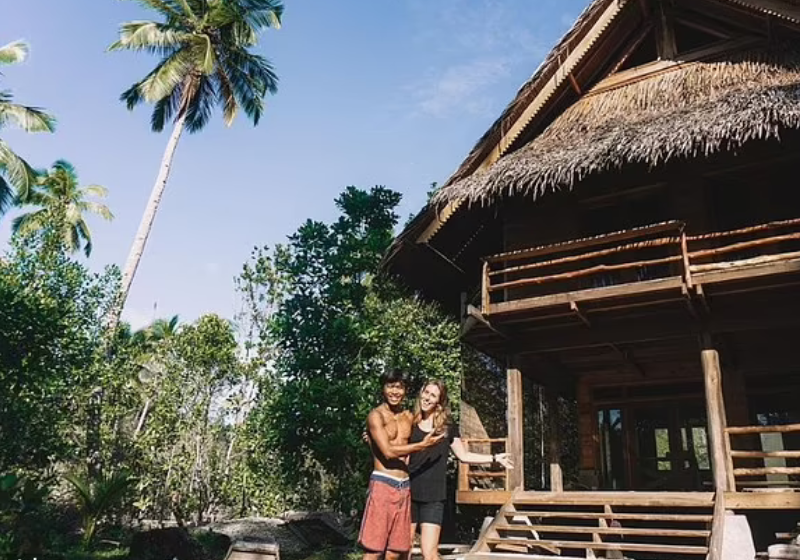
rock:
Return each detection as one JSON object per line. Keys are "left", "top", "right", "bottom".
{"left": 210, "top": 518, "right": 306, "bottom": 557}
{"left": 282, "top": 511, "right": 351, "bottom": 548}
{"left": 722, "top": 514, "right": 757, "bottom": 560}
{"left": 128, "top": 527, "right": 208, "bottom": 560}
{"left": 770, "top": 544, "right": 800, "bottom": 559}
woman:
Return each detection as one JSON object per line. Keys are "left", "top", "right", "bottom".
{"left": 408, "top": 380, "right": 513, "bottom": 560}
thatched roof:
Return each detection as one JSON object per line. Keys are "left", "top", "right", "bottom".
{"left": 433, "top": 46, "right": 800, "bottom": 206}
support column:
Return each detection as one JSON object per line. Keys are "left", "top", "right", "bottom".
{"left": 701, "top": 336, "right": 733, "bottom": 492}
{"left": 547, "top": 384, "right": 564, "bottom": 492}
{"left": 506, "top": 361, "right": 524, "bottom": 490}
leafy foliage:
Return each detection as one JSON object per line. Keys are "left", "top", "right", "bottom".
{"left": 241, "top": 186, "right": 463, "bottom": 512}
{"left": 0, "top": 231, "right": 118, "bottom": 472}
{"left": 0, "top": 40, "right": 56, "bottom": 211}
{"left": 0, "top": 473, "right": 51, "bottom": 555}
{"left": 110, "top": 0, "right": 282, "bottom": 132}
{"left": 64, "top": 470, "right": 134, "bottom": 548}
{"left": 13, "top": 160, "right": 113, "bottom": 257}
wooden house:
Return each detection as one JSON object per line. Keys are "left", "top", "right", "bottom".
{"left": 384, "top": 0, "right": 800, "bottom": 557}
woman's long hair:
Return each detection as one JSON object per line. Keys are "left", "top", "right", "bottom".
{"left": 413, "top": 380, "right": 452, "bottom": 434}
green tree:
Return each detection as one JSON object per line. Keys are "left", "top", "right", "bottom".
{"left": 106, "top": 0, "right": 283, "bottom": 331}
{"left": 0, "top": 230, "right": 119, "bottom": 472}
{"left": 12, "top": 160, "right": 113, "bottom": 257}
{"left": 241, "top": 187, "right": 462, "bottom": 512}
{"left": 0, "top": 40, "right": 56, "bottom": 213}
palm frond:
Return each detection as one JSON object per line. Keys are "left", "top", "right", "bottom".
{"left": 63, "top": 473, "right": 93, "bottom": 511}
{"left": 215, "top": 66, "right": 237, "bottom": 126}
{"left": 150, "top": 85, "right": 182, "bottom": 131}
{"left": 77, "top": 219, "right": 93, "bottom": 257}
{"left": 0, "top": 174, "right": 12, "bottom": 215}
{"left": 0, "top": 100, "right": 56, "bottom": 133}
{"left": 109, "top": 21, "right": 189, "bottom": 55}
{"left": 136, "top": 46, "right": 197, "bottom": 103}
{"left": 82, "top": 185, "right": 109, "bottom": 198}
{"left": 51, "top": 159, "right": 77, "bottom": 177}
{"left": 0, "top": 138, "right": 37, "bottom": 199}
{"left": 219, "top": 48, "right": 277, "bottom": 126}
{"left": 79, "top": 200, "right": 114, "bottom": 221}
{"left": 0, "top": 40, "right": 28, "bottom": 65}
{"left": 185, "top": 74, "right": 215, "bottom": 133}
{"left": 11, "top": 209, "right": 49, "bottom": 236}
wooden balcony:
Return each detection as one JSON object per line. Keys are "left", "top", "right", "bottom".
{"left": 481, "top": 218, "right": 800, "bottom": 316}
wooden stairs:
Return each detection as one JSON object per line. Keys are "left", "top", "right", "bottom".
{"left": 467, "top": 490, "right": 722, "bottom": 559}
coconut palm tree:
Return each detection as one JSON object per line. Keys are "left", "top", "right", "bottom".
{"left": 106, "top": 0, "right": 283, "bottom": 331}
{"left": 12, "top": 160, "right": 113, "bottom": 257}
{"left": 0, "top": 40, "right": 56, "bottom": 214}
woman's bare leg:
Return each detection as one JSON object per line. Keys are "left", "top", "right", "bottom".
{"left": 419, "top": 522, "right": 442, "bottom": 560}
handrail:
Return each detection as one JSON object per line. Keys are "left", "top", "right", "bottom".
{"left": 725, "top": 424, "right": 800, "bottom": 489}
{"left": 484, "top": 221, "right": 684, "bottom": 264}
{"left": 458, "top": 438, "right": 509, "bottom": 493}
{"left": 707, "top": 491, "right": 726, "bottom": 560}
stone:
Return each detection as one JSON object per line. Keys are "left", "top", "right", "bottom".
{"left": 128, "top": 527, "right": 208, "bottom": 560}
{"left": 722, "top": 514, "right": 757, "bottom": 560}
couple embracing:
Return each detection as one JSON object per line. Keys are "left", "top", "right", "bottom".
{"left": 359, "top": 370, "right": 513, "bottom": 560}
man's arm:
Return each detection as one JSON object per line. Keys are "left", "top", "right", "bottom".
{"left": 366, "top": 411, "right": 444, "bottom": 459}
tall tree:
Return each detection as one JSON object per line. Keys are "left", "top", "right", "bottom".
{"left": 12, "top": 160, "right": 113, "bottom": 257}
{"left": 0, "top": 40, "right": 56, "bottom": 214}
{"left": 106, "top": 0, "right": 283, "bottom": 331}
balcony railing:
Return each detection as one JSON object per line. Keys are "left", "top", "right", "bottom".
{"left": 457, "top": 438, "right": 509, "bottom": 493}
{"left": 725, "top": 423, "right": 800, "bottom": 491}
{"left": 481, "top": 218, "right": 800, "bottom": 314}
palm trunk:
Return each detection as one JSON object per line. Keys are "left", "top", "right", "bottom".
{"left": 106, "top": 111, "right": 188, "bottom": 333}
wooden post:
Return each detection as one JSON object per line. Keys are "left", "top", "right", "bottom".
{"left": 547, "top": 384, "right": 564, "bottom": 492}
{"left": 506, "top": 361, "right": 525, "bottom": 490}
{"left": 481, "top": 261, "right": 490, "bottom": 314}
{"left": 701, "top": 336, "right": 732, "bottom": 492}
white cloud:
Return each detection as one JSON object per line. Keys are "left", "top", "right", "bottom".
{"left": 403, "top": 0, "right": 552, "bottom": 119}
{"left": 413, "top": 58, "right": 510, "bottom": 118}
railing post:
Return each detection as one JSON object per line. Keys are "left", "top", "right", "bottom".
{"left": 701, "top": 334, "right": 732, "bottom": 492}
{"left": 681, "top": 231, "right": 693, "bottom": 289}
{"left": 481, "top": 261, "right": 490, "bottom": 314}
{"left": 506, "top": 360, "right": 525, "bottom": 490}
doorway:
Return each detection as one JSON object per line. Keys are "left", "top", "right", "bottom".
{"left": 598, "top": 401, "right": 712, "bottom": 491}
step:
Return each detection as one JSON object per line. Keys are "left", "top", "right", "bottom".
{"left": 485, "top": 537, "right": 709, "bottom": 555}
{"left": 494, "top": 523, "right": 710, "bottom": 538}
{"left": 512, "top": 491, "right": 714, "bottom": 507}
{"left": 503, "top": 510, "right": 713, "bottom": 522}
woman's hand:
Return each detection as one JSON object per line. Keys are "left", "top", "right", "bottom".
{"left": 362, "top": 431, "right": 370, "bottom": 445}
{"left": 494, "top": 453, "right": 514, "bottom": 469}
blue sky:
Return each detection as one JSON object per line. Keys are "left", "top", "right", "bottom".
{"left": 1, "top": 0, "right": 589, "bottom": 330}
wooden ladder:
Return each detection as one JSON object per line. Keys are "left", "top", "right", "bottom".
{"left": 466, "top": 490, "right": 720, "bottom": 559}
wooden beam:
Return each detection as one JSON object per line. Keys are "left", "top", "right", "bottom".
{"left": 506, "top": 361, "right": 524, "bottom": 490}
{"left": 546, "top": 383, "right": 563, "bottom": 492}
{"left": 654, "top": 0, "right": 678, "bottom": 59}
{"left": 701, "top": 336, "right": 733, "bottom": 492}
{"left": 707, "top": 491, "right": 726, "bottom": 560}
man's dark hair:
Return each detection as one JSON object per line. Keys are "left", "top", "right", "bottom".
{"left": 380, "top": 369, "right": 407, "bottom": 387}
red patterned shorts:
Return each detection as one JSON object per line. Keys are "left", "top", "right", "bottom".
{"left": 359, "top": 472, "right": 411, "bottom": 553}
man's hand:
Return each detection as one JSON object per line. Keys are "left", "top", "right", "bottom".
{"left": 494, "top": 453, "right": 514, "bottom": 469}
{"left": 421, "top": 430, "right": 446, "bottom": 448}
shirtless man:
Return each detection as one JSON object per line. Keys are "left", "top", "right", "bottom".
{"left": 359, "top": 370, "right": 444, "bottom": 560}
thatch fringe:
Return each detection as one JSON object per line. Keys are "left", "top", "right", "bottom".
{"left": 433, "top": 47, "right": 800, "bottom": 207}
